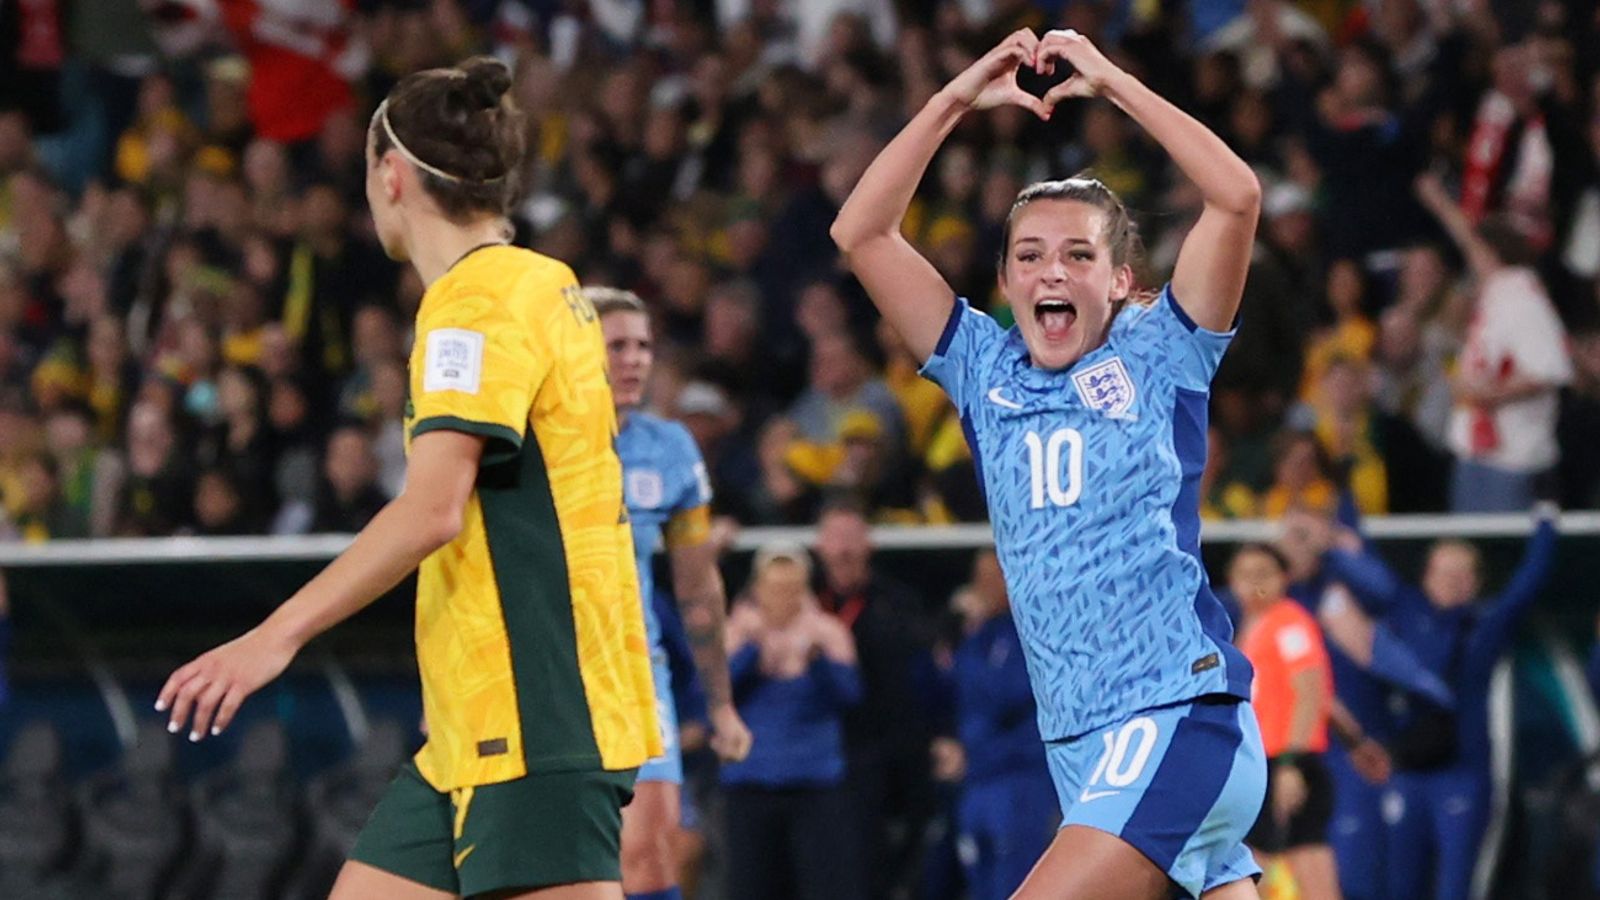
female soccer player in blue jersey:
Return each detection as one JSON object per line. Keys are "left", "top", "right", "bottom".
{"left": 832, "top": 28, "right": 1266, "bottom": 900}
{"left": 588, "top": 287, "right": 753, "bottom": 900}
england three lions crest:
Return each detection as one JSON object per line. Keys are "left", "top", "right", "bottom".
{"left": 1072, "top": 357, "right": 1137, "bottom": 420}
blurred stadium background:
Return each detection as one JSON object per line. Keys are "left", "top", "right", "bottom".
{"left": 3, "top": 0, "right": 1600, "bottom": 898}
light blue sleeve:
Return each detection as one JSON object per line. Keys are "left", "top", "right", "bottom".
{"left": 665, "top": 421, "right": 713, "bottom": 514}
{"left": 917, "top": 297, "right": 1007, "bottom": 410}
{"left": 1133, "top": 284, "right": 1238, "bottom": 392}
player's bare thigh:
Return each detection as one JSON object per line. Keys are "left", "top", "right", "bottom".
{"left": 620, "top": 779, "right": 681, "bottom": 890}
{"left": 1279, "top": 846, "right": 1342, "bottom": 900}
{"left": 329, "top": 860, "right": 454, "bottom": 900}
{"left": 480, "top": 883, "right": 625, "bottom": 900}
{"left": 1009, "top": 826, "right": 1260, "bottom": 900}
{"left": 329, "top": 860, "right": 625, "bottom": 900}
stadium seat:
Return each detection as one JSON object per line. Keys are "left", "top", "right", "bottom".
{"left": 287, "top": 718, "right": 409, "bottom": 900}
{"left": 0, "top": 721, "right": 78, "bottom": 897}
{"left": 1541, "top": 751, "right": 1600, "bottom": 900}
{"left": 170, "top": 720, "right": 301, "bottom": 900}
{"left": 76, "top": 720, "right": 189, "bottom": 899}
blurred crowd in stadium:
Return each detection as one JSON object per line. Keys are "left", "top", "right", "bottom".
{"left": 0, "top": 0, "right": 1598, "bottom": 542}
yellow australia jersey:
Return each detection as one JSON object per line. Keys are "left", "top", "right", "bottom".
{"left": 405, "top": 245, "right": 661, "bottom": 791}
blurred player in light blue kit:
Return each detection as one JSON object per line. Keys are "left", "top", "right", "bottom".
{"left": 833, "top": 26, "right": 1266, "bottom": 900}
{"left": 588, "top": 288, "right": 753, "bottom": 900}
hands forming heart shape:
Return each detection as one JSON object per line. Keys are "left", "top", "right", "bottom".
{"left": 947, "top": 28, "right": 1124, "bottom": 121}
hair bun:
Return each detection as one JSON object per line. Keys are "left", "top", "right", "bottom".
{"left": 455, "top": 56, "right": 513, "bottom": 112}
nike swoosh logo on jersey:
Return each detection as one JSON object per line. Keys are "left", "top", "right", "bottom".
{"left": 987, "top": 387, "right": 1023, "bottom": 410}
{"left": 455, "top": 845, "right": 476, "bottom": 868}
{"left": 1078, "top": 788, "right": 1120, "bottom": 803}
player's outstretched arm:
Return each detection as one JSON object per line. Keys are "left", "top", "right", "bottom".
{"left": 669, "top": 535, "right": 753, "bottom": 762}
{"left": 156, "top": 430, "right": 485, "bottom": 740}
{"left": 832, "top": 28, "right": 1049, "bottom": 362}
{"left": 1034, "top": 29, "right": 1259, "bottom": 331}
{"left": 1467, "top": 502, "right": 1560, "bottom": 662}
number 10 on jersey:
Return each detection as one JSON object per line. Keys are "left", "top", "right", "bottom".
{"left": 1023, "top": 428, "right": 1084, "bottom": 509}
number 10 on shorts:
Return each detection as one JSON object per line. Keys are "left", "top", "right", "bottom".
{"left": 1081, "top": 717, "right": 1158, "bottom": 802}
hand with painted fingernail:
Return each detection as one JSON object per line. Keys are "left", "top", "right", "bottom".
{"left": 156, "top": 624, "right": 298, "bottom": 741}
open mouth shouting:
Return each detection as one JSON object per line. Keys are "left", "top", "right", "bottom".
{"left": 1034, "top": 298, "right": 1077, "bottom": 343}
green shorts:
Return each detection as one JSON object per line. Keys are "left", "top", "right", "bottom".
{"left": 350, "top": 761, "right": 637, "bottom": 898}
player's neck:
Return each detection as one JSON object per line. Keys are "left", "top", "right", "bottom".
{"left": 408, "top": 216, "right": 511, "bottom": 288}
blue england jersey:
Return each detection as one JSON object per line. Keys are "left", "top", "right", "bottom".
{"left": 921, "top": 286, "right": 1253, "bottom": 741}
{"left": 615, "top": 412, "right": 714, "bottom": 651}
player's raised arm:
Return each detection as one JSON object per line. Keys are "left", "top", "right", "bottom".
{"left": 831, "top": 29, "right": 1049, "bottom": 361}
{"left": 1035, "top": 29, "right": 1260, "bottom": 331}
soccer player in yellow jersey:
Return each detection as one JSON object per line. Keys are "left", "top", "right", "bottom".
{"left": 156, "top": 57, "right": 660, "bottom": 900}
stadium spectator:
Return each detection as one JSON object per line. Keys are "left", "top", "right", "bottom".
{"left": 1416, "top": 172, "right": 1575, "bottom": 512}
{"left": 216, "top": 0, "right": 360, "bottom": 145}
{"left": 1201, "top": 427, "right": 1260, "bottom": 520}
{"left": 192, "top": 465, "right": 253, "bottom": 536}
{"left": 787, "top": 330, "right": 904, "bottom": 447}
{"left": 721, "top": 543, "right": 866, "bottom": 900}
{"left": 310, "top": 425, "right": 385, "bottom": 534}
{"left": 1371, "top": 250, "right": 1461, "bottom": 513}
{"left": 0, "top": 0, "right": 68, "bottom": 135}
{"left": 936, "top": 550, "right": 1055, "bottom": 900}
{"left": 737, "top": 417, "right": 821, "bottom": 526}
{"left": 1300, "top": 39, "right": 1432, "bottom": 260}
{"left": 335, "top": 304, "right": 403, "bottom": 422}
{"left": 698, "top": 278, "right": 783, "bottom": 418}
{"left": 195, "top": 365, "right": 275, "bottom": 524}
{"left": 1261, "top": 431, "right": 1339, "bottom": 518}
{"left": 83, "top": 315, "right": 138, "bottom": 443}
{"left": 112, "top": 401, "right": 191, "bottom": 537}
{"left": 674, "top": 379, "right": 759, "bottom": 521}
{"left": 9, "top": 451, "right": 68, "bottom": 542}
{"left": 1293, "top": 355, "right": 1388, "bottom": 514}
{"left": 782, "top": 407, "right": 921, "bottom": 522}
{"left": 1214, "top": 182, "right": 1317, "bottom": 419}
{"left": 1322, "top": 504, "right": 1559, "bottom": 900}
{"left": 42, "top": 401, "right": 119, "bottom": 538}
{"left": 279, "top": 182, "right": 396, "bottom": 391}
{"left": 265, "top": 375, "right": 319, "bottom": 534}
{"left": 813, "top": 498, "right": 936, "bottom": 898}
{"left": 1559, "top": 329, "right": 1600, "bottom": 508}
{"left": 876, "top": 315, "right": 954, "bottom": 466}
{"left": 1299, "top": 259, "right": 1377, "bottom": 404}
{"left": 366, "top": 358, "right": 407, "bottom": 500}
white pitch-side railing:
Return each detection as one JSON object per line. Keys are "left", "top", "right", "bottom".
{"left": 0, "top": 512, "right": 1596, "bottom": 566}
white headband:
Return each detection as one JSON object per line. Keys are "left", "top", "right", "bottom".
{"left": 374, "top": 97, "right": 505, "bottom": 185}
